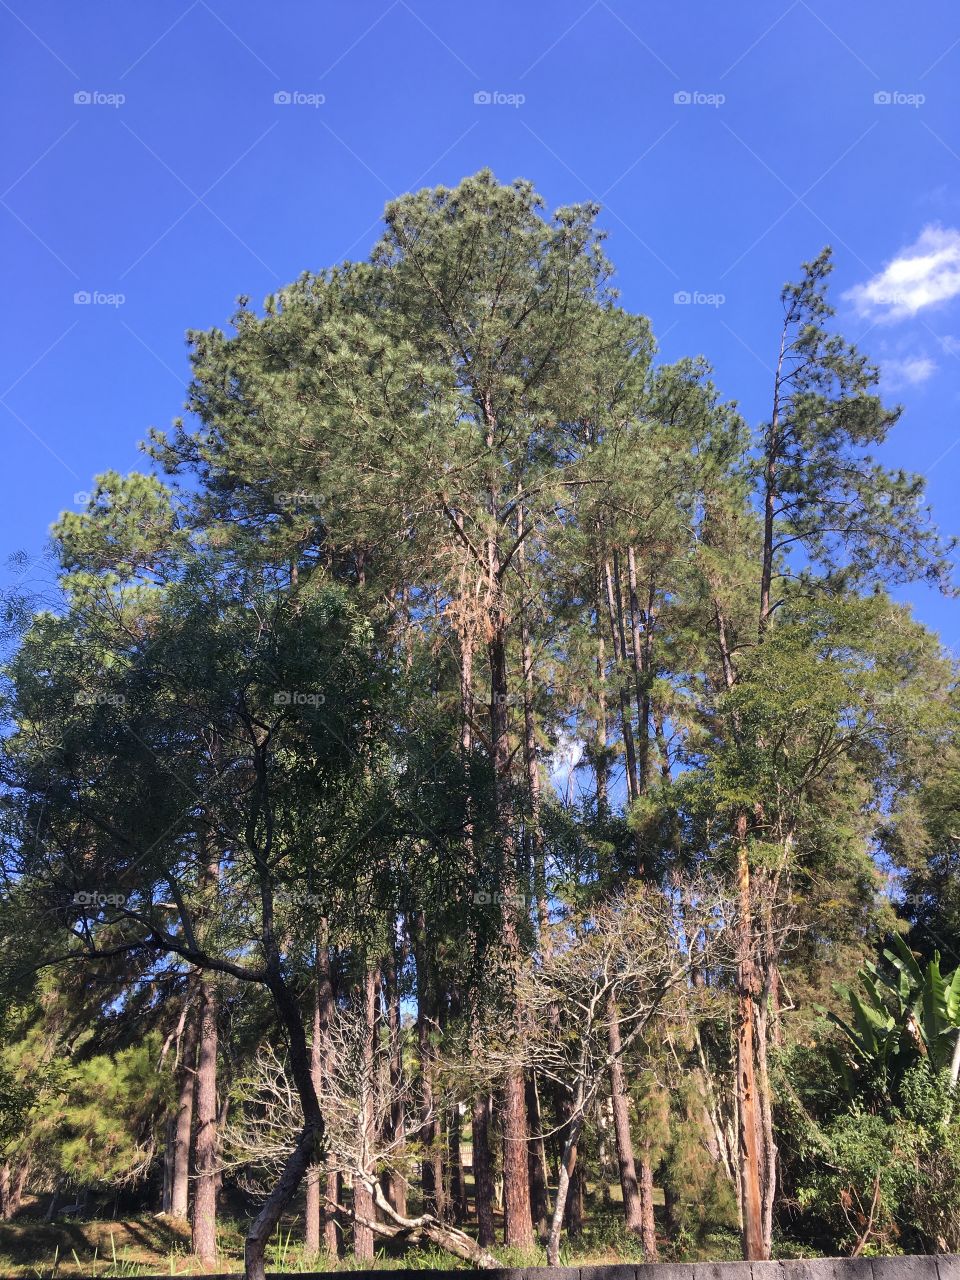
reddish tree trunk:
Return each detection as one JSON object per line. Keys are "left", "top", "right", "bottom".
{"left": 171, "top": 984, "right": 199, "bottom": 1220}
{"left": 191, "top": 976, "right": 218, "bottom": 1266}
{"left": 736, "top": 815, "right": 765, "bottom": 1262}
{"left": 353, "top": 966, "right": 379, "bottom": 1261}
{"left": 488, "top": 622, "right": 533, "bottom": 1249}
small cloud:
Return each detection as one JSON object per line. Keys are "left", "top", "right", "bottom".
{"left": 844, "top": 225, "right": 960, "bottom": 321}
{"left": 882, "top": 354, "right": 937, "bottom": 388}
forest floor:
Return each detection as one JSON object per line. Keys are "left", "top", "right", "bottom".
{"left": 0, "top": 1199, "right": 743, "bottom": 1277}
{"left": 0, "top": 1169, "right": 746, "bottom": 1278}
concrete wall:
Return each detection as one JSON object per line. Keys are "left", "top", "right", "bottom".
{"left": 90, "top": 1262, "right": 958, "bottom": 1280}
{"left": 277, "top": 1259, "right": 957, "bottom": 1280}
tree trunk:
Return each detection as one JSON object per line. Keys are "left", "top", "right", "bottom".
{"left": 759, "top": 323, "right": 787, "bottom": 633}
{"left": 594, "top": 573, "right": 610, "bottom": 816}
{"left": 525, "top": 1074, "right": 549, "bottom": 1238}
{"left": 489, "top": 622, "right": 534, "bottom": 1249}
{"left": 603, "top": 557, "right": 639, "bottom": 807}
{"left": 625, "top": 547, "right": 654, "bottom": 793}
{"left": 664, "top": 1180, "right": 681, "bottom": 1238}
{"left": 305, "top": 941, "right": 324, "bottom": 1256}
{"left": 461, "top": 626, "right": 496, "bottom": 1249}
{"left": 567, "top": 1158, "right": 585, "bottom": 1237}
{"left": 45, "top": 1181, "right": 62, "bottom": 1222}
{"left": 246, "top": 1120, "right": 322, "bottom": 1280}
{"left": 413, "top": 913, "right": 440, "bottom": 1215}
{"left": 244, "top": 891, "right": 327, "bottom": 1280}
{"left": 161, "top": 1115, "right": 174, "bottom": 1215}
{"left": 382, "top": 942, "right": 408, "bottom": 1218}
{"left": 502, "top": 1070, "right": 534, "bottom": 1248}
{"left": 518, "top": 505, "right": 547, "bottom": 933}
{"left": 339, "top": 1174, "right": 500, "bottom": 1268}
{"left": 546, "top": 1113, "right": 584, "bottom": 1266}
{"left": 448, "top": 1105, "right": 469, "bottom": 1223}
{"left": 472, "top": 1093, "right": 496, "bottom": 1247}
{"left": 353, "top": 966, "right": 379, "bottom": 1262}
{"left": 638, "top": 1153, "right": 658, "bottom": 1260}
{"left": 171, "top": 982, "right": 200, "bottom": 1220}
{"left": 5, "top": 1162, "right": 28, "bottom": 1221}
{"left": 192, "top": 976, "right": 218, "bottom": 1266}
{"left": 756, "top": 975, "right": 777, "bottom": 1259}
{"left": 305, "top": 922, "right": 339, "bottom": 1256}
{"left": 735, "top": 815, "right": 765, "bottom": 1262}
{"left": 607, "top": 1004, "right": 643, "bottom": 1237}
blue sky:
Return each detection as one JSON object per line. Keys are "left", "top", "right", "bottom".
{"left": 2, "top": 1, "right": 959, "bottom": 647}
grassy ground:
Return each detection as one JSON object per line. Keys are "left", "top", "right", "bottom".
{"left": 0, "top": 1215, "right": 196, "bottom": 1277}
{"left": 0, "top": 1159, "right": 737, "bottom": 1277}
{"left": 0, "top": 1204, "right": 745, "bottom": 1278}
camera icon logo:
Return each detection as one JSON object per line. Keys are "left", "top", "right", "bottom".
{"left": 674, "top": 91, "right": 692, "bottom": 105}
{"left": 74, "top": 91, "right": 91, "bottom": 105}
{"left": 274, "top": 91, "right": 292, "bottom": 105}
{"left": 474, "top": 90, "right": 492, "bottom": 105}
{"left": 874, "top": 91, "right": 892, "bottom": 105}
{"left": 673, "top": 290, "right": 692, "bottom": 304}
{"left": 74, "top": 291, "right": 91, "bottom": 304}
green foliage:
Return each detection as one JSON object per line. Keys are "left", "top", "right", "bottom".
{"left": 0, "top": 171, "right": 956, "bottom": 1270}
{"left": 827, "top": 932, "right": 960, "bottom": 1103}
{"left": 762, "top": 247, "right": 954, "bottom": 596}
{"left": 791, "top": 1065, "right": 960, "bottom": 1255}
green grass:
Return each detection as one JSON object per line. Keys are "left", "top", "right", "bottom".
{"left": 0, "top": 1179, "right": 735, "bottom": 1277}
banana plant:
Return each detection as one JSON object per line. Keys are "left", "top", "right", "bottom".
{"left": 826, "top": 932, "right": 960, "bottom": 1102}
{"left": 881, "top": 932, "right": 960, "bottom": 1075}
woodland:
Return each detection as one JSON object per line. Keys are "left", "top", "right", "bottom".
{"left": 1, "top": 172, "right": 959, "bottom": 1276}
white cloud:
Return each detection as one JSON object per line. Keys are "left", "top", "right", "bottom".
{"left": 844, "top": 226, "right": 960, "bottom": 321}
{"left": 882, "top": 354, "right": 937, "bottom": 387}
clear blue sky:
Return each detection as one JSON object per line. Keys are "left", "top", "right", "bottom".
{"left": 2, "top": 1, "right": 958, "bottom": 647}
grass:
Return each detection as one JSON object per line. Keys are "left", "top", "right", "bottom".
{"left": 0, "top": 1217, "right": 196, "bottom": 1278}
{"left": 0, "top": 1174, "right": 736, "bottom": 1276}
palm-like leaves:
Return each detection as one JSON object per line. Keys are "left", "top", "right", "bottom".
{"left": 827, "top": 933, "right": 960, "bottom": 1097}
